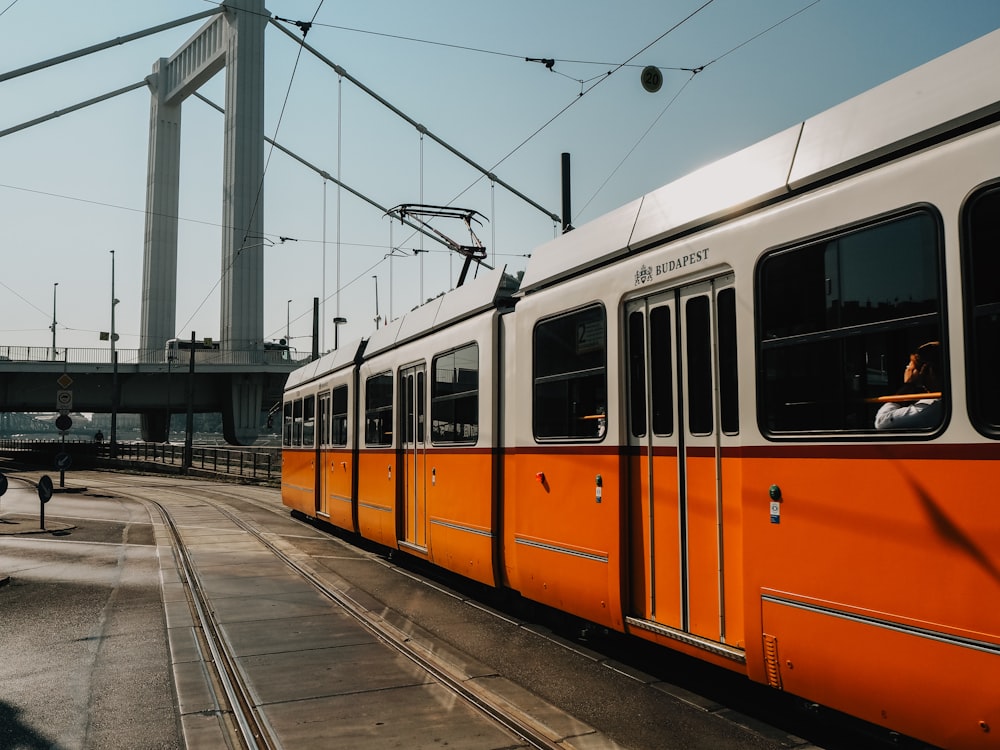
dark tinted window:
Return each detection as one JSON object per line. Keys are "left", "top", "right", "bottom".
{"left": 718, "top": 287, "right": 739, "bottom": 435}
{"left": 282, "top": 401, "right": 293, "bottom": 447}
{"left": 686, "top": 296, "right": 713, "bottom": 435}
{"left": 628, "top": 311, "right": 647, "bottom": 437}
{"left": 432, "top": 344, "right": 479, "bottom": 444}
{"left": 650, "top": 306, "right": 674, "bottom": 436}
{"left": 534, "top": 305, "right": 607, "bottom": 440}
{"left": 292, "top": 399, "right": 303, "bottom": 446}
{"left": 365, "top": 372, "right": 393, "bottom": 446}
{"left": 302, "top": 396, "right": 315, "bottom": 447}
{"left": 759, "top": 211, "right": 944, "bottom": 433}
{"left": 964, "top": 185, "right": 1000, "bottom": 432}
{"left": 331, "top": 385, "right": 348, "bottom": 447}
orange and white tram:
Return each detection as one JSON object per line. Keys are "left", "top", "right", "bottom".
{"left": 284, "top": 29, "right": 1000, "bottom": 750}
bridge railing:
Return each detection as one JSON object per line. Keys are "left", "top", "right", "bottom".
{"left": 107, "top": 442, "right": 281, "bottom": 483}
{"left": 0, "top": 346, "right": 309, "bottom": 366}
{"left": 0, "top": 438, "right": 282, "bottom": 485}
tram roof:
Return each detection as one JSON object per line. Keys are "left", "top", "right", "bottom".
{"left": 519, "top": 26, "right": 1000, "bottom": 294}
{"left": 363, "top": 265, "right": 511, "bottom": 358}
{"left": 285, "top": 265, "right": 513, "bottom": 389}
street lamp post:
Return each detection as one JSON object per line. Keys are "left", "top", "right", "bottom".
{"left": 50, "top": 282, "right": 58, "bottom": 360}
{"left": 110, "top": 250, "right": 120, "bottom": 458}
{"left": 333, "top": 317, "right": 347, "bottom": 350}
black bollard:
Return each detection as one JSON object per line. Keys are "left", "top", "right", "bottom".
{"left": 37, "top": 475, "right": 53, "bottom": 530}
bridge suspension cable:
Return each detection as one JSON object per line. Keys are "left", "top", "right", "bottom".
{"left": 268, "top": 17, "right": 562, "bottom": 225}
{"left": 0, "top": 8, "right": 221, "bottom": 84}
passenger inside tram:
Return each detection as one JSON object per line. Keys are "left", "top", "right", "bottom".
{"left": 874, "top": 341, "right": 943, "bottom": 430}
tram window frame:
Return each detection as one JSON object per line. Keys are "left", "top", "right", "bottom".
{"left": 650, "top": 306, "right": 674, "bottom": 436}
{"left": 533, "top": 304, "right": 608, "bottom": 442}
{"left": 365, "top": 372, "right": 394, "bottom": 447}
{"left": 628, "top": 305, "right": 675, "bottom": 438}
{"left": 627, "top": 310, "right": 648, "bottom": 437}
{"left": 282, "top": 401, "right": 293, "bottom": 447}
{"left": 331, "top": 385, "right": 348, "bottom": 447}
{"left": 686, "top": 296, "right": 714, "bottom": 435}
{"left": 292, "top": 399, "right": 304, "bottom": 446}
{"left": 431, "top": 343, "right": 479, "bottom": 445}
{"left": 301, "top": 395, "right": 316, "bottom": 448}
{"left": 757, "top": 208, "right": 945, "bottom": 436}
{"left": 962, "top": 182, "right": 1000, "bottom": 436}
{"left": 718, "top": 287, "right": 739, "bottom": 435}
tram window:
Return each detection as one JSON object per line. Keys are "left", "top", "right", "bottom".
{"left": 365, "top": 372, "right": 393, "bottom": 446}
{"left": 403, "top": 374, "right": 414, "bottom": 443}
{"left": 282, "top": 401, "right": 293, "bottom": 447}
{"left": 687, "top": 296, "right": 713, "bottom": 435}
{"left": 964, "top": 185, "right": 1000, "bottom": 432}
{"left": 650, "top": 306, "right": 674, "bottom": 435}
{"left": 302, "top": 396, "right": 315, "bottom": 447}
{"left": 627, "top": 311, "right": 647, "bottom": 437}
{"left": 533, "top": 305, "right": 607, "bottom": 441}
{"left": 417, "top": 371, "right": 426, "bottom": 444}
{"left": 292, "top": 399, "right": 303, "bottom": 446}
{"left": 432, "top": 344, "right": 479, "bottom": 444}
{"left": 759, "top": 210, "right": 943, "bottom": 433}
{"left": 331, "top": 385, "right": 348, "bottom": 447}
{"left": 718, "top": 287, "right": 739, "bottom": 435}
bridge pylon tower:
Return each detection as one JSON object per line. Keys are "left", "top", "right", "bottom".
{"left": 140, "top": 0, "right": 267, "bottom": 445}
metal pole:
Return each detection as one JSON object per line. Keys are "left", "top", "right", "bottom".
{"left": 333, "top": 317, "right": 346, "bottom": 351}
{"left": 311, "top": 298, "right": 319, "bottom": 361}
{"left": 286, "top": 298, "right": 292, "bottom": 344}
{"left": 562, "top": 152, "right": 573, "bottom": 233}
{"left": 184, "top": 331, "right": 195, "bottom": 471}
{"left": 50, "top": 282, "right": 58, "bottom": 360}
{"left": 110, "top": 251, "right": 119, "bottom": 458}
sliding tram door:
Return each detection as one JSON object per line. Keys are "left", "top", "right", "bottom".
{"left": 626, "top": 274, "right": 741, "bottom": 653}
{"left": 399, "top": 364, "right": 428, "bottom": 551}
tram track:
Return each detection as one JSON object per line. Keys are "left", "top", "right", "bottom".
{"left": 152, "top": 495, "right": 276, "bottom": 750}
{"left": 4, "top": 469, "right": 918, "bottom": 748}
{"left": 128, "top": 480, "right": 568, "bottom": 750}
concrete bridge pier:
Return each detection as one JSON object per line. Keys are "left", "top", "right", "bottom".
{"left": 141, "top": 411, "right": 170, "bottom": 443}
{"left": 138, "top": 373, "right": 266, "bottom": 445}
{"left": 223, "top": 375, "right": 265, "bottom": 446}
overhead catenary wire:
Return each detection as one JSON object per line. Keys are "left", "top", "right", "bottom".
{"left": 440, "top": 0, "right": 719, "bottom": 217}
{"left": 268, "top": 17, "right": 561, "bottom": 225}
{"left": 573, "top": 0, "right": 823, "bottom": 222}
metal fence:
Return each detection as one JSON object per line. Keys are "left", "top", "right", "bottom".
{"left": 0, "top": 346, "right": 307, "bottom": 366}
{"left": 0, "top": 438, "right": 282, "bottom": 484}
{"left": 109, "top": 442, "right": 281, "bottom": 482}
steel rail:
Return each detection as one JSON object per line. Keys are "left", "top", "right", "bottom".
{"left": 151, "top": 498, "right": 276, "bottom": 750}
{"left": 202, "top": 492, "right": 566, "bottom": 750}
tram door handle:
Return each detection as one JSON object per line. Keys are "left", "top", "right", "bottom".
{"left": 388, "top": 465, "right": 392, "bottom": 480}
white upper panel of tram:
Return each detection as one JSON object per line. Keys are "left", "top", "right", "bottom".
{"left": 285, "top": 265, "right": 512, "bottom": 389}
{"left": 519, "top": 27, "right": 1000, "bottom": 294}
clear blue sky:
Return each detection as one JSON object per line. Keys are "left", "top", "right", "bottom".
{"left": 2, "top": 0, "right": 999, "bottom": 354}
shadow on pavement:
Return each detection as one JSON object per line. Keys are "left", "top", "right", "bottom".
{"left": 0, "top": 701, "right": 64, "bottom": 750}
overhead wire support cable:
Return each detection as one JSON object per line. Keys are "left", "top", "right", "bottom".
{"left": 191, "top": 92, "right": 454, "bottom": 254}
{"left": 0, "top": 81, "right": 148, "bottom": 139}
{"left": 0, "top": 8, "right": 221, "bottom": 84}
{"left": 268, "top": 17, "right": 561, "bottom": 225}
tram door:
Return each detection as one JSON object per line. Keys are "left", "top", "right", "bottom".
{"left": 399, "top": 364, "right": 428, "bottom": 550}
{"left": 317, "top": 391, "right": 331, "bottom": 517}
{"left": 626, "top": 274, "right": 738, "bottom": 646}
